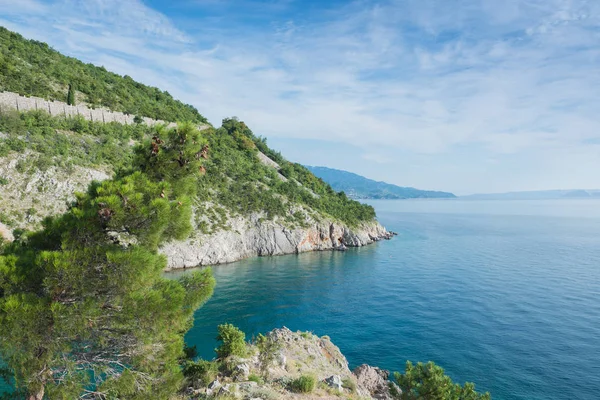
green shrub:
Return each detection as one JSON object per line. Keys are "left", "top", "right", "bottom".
{"left": 183, "top": 344, "right": 198, "bottom": 360}
{"left": 182, "top": 359, "right": 220, "bottom": 387}
{"left": 289, "top": 375, "right": 316, "bottom": 393}
{"left": 248, "top": 387, "right": 279, "bottom": 400}
{"left": 215, "top": 323, "right": 247, "bottom": 359}
{"left": 255, "top": 333, "right": 282, "bottom": 379}
{"left": 0, "top": 177, "right": 8, "bottom": 185}
{"left": 393, "top": 361, "right": 491, "bottom": 400}
{"left": 248, "top": 373, "right": 264, "bottom": 385}
{"left": 342, "top": 377, "right": 356, "bottom": 393}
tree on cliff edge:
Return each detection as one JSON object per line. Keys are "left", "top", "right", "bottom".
{"left": 392, "top": 361, "right": 491, "bottom": 400}
{"left": 0, "top": 123, "right": 214, "bottom": 399}
{"left": 66, "top": 83, "right": 75, "bottom": 105}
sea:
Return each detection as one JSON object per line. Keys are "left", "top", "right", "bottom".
{"left": 2, "top": 199, "right": 599, "bottom": 399}
{"left": 178, "top": 199, "right": 600, "bottom": 400}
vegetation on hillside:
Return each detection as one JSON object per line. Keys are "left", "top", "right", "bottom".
{"left": 180, "top": 324, "right": 491, "bottom": 400}
{"left": 0, "top": 109, "right": 152, "bottom": 173}
{"left": 200, "top": 118, "right": 376, "bottom": 226}
{"left": 392, "top": 361, "right": 491, "bottom": 400}
{"left": 0, "top": 124, "right": 215, "bottom": 399}
{"left": 0, "top": 27, "right": 206, "bottom": 123}
{"left": 0, "top": 26, "right": 491, "bottom": 399}
{"left": 0, "top": 111, "right": 376, "bottom": 229}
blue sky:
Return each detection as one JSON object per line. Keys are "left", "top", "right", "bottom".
{"left": 1, "top": 0, "right": 599, "bottom": 195}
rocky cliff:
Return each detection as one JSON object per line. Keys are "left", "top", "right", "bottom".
{"left": 162, "top": 215, "right": 392, "bottom": 270}
{"left": 186, "top": 327, "right": 399, "bottom": 400}
{"left": 0, "top": 149, "right": 393, "bottom": 269}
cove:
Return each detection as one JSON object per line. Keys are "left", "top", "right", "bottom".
{"left": 172, "top": 199, "right": 600, "bottom": 400}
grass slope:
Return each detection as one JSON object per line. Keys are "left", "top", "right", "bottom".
{"left": 0, "top": 111, "right": 375, "bottom": 232}
{"left": 0, "top": 26, "right": 206, "bottom": 123}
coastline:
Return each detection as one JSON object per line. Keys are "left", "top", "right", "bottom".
{"left": 161, "top": 217, "right": 395, "bottom": 270}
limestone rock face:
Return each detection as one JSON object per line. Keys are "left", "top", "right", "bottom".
{"left": 1, "top": 150, "right": 393, "bottom": 269}
{"left": 233, "top": 363, "right": 250, "bottom": 382}
{"left": 0, "top": 151, "right": 111, "bottom": 231}
{"left": 160, "top": 218, "right": 392, "bottom": 270}
{"left": 0, "top": 222, "right": 13, "bottom": 242}
{"left": 187, "top": 327, "right": 396, "bottom": 400}
{"left": 353, "top": 364, "right": 397, "bottom": 400}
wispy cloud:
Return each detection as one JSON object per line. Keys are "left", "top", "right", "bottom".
{"left": 2, "top": 0, "right": 600, "bottom": 193}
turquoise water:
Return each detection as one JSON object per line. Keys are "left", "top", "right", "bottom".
{"left": 3, "top": 199, "right": 599, "bottom": 398}
{"left": 176, "top": 199, "right": 600, "bottom": 400}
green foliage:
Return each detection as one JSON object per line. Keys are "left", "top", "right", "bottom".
{"left": 183, "top": 344, "right": 198, "bottom": 360}
{"left": 255, "top": 333, "right": 282, "bottom": 379}
{"left": 0, "top": 123, "right": 216, "bottom": 399}
{"left": 66, "top": 83, "right": 75, "bottom": 106}
{"left": 215, "top": 323, "right": 247, "bottom": 359}
{"left": 248, "top": 373, "right": 264, "bottom": 385}
{"left": 134, "top": 122, "right": 207, "bottom": 193}
{"left": 182, "top": 359, "right": 220, "bottom": 387}
{"left": 289, "top": 374, "right": 316, "bottom": 393}
{"left": 300, "top": 331, "right": 312, "bottom": 339}
{"left": 0, "top": 27, "right": 207, "bottom": 123}
{"left": 342, "top": 377, "right": 357, "bottom": 393}
{"left": 201, "top": 118, "right": 376, "bottom": 226}
{"left": 392, "top": 361, "right": 491, "bottom": 400}
{"left": 1, "top": 109, "right": 375, "bottom": 232}
{"left": 0, "top": 109, "right": 154, "bottom": 172}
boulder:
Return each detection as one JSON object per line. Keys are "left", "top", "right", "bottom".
{"left": 0, "top": 222, "right": 13, "bottom": 242}
{"left": 218, "top": 383, "right": 238, "bottom": 397}
{"left": 277, "top": 353, "right": 287, "bottom": 367}
{"left": 324, "top": 374, "right": 343, "bottom": 391}
{"left": 233, "top": 363, "right": 250, "bottom": 381}
{"left": 353, "top": 364, "right": 396, "bottom": 400}
{"left": 207, "top": 379, "right": 221, "bottom": 390}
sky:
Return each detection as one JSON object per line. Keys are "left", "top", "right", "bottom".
{"left": 1, "top": 0, "right": 599, "bottom": 195}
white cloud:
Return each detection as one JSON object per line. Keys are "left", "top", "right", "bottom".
{"left": 2, "top": 0, "right": 600, "bottom": 192}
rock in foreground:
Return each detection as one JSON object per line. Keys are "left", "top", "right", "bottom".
{"left": 185, "top": 327, "right": 396, "bottom": 399}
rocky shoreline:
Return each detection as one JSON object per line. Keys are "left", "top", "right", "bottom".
{"left": 161, "top": 217, "right": 396, "bottom": 270}
{"left": 186, "top": 327, "right": 400, "bottom": 400}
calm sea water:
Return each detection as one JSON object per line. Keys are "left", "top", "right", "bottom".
{"left": 175, "top": 199, "right": 600, "bottom": 400}
{"left": 2, "top": 200, "right": 599, "bottom": 399}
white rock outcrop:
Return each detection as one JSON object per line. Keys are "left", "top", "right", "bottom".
{"left": 160, "top": 216, "right": 392, "bottom": 270}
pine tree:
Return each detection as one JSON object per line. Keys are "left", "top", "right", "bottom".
{"left": 0, "top": 124, "right": 214, "bottom": 399}
{"left": 66, "top": 83, "right": 75, "bottom": 105}
{"left": 393, "top": 361, "right": 491, "bottom": 400}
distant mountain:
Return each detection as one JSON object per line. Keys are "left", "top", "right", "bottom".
{"left": 305, "top": 166, "right": 456, "bottom": 199}
{"left": 462, "top": 189, "right": 600, "bottom": 200}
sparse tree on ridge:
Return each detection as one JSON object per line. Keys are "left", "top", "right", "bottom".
{"left": 66, "top": 83, "right": 75, "bottom": 106}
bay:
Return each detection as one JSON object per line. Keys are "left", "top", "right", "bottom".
{"left": 176, "top": 199, "right": 600, "bottom": 400}
{"left": 2, "top": 199, "right": 600, "bottom": 399}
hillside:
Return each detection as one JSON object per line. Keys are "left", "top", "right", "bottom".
{"left": 0, "top": 27, "right": 493, "bottom": 400}
{"left": 306, "top": 166, "right": 456, "bottom": 199}
{"left": 0, "top": 110, "right": 390, "bottom": 268}
{"left": 0, "top": 26, "right": 392, "bottom": 270}
{"left": 0, "top": 27, "right": 206, "bottom": 123}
